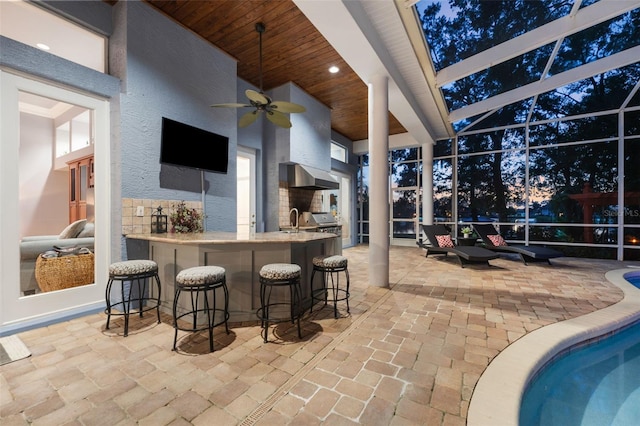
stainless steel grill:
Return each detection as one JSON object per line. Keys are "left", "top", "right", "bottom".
{"left": 300, "top": 212, "right": 342, "bottom": 236}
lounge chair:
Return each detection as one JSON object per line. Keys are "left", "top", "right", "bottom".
{"left": 473, "top": 223, "right": 564, "bottom": 265}
{"left": 417, "top": 224, "right": 498, "bottom": 268}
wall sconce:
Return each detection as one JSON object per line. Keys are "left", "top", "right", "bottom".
{"left": 151, "top": 206, "right": 167, "bottom": 233}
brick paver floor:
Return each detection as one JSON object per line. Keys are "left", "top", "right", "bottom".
{"left": 1, "top": 245, "right": 637, "bottom": 425}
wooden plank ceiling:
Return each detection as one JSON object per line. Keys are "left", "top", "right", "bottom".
{"left": 135, "top": 0, "right": 407, "bottom": 141}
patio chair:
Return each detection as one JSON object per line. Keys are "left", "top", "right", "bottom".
{"left": 472, "top": 223, "right": 564, "bottom": 265}
{"left": 417, "top": 224, "right": 498, "bottom": 268}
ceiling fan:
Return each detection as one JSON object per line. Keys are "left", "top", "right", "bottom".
{"left": 211, "top": 22, "right": 306, "bottom": 129}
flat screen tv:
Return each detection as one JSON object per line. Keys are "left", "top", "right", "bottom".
{"left": 160, "top": 117, "right": 229, "bottom": 174}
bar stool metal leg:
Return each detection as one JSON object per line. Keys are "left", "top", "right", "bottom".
{"left": 172, "top": 266, "right": 229, "bottom": 353}
{"left": 310, "top": 255, "right": 350, "bottom": 319}
{"left": 258, "top": 263, "right": 302, "bottom": 343}
{"left": 105, "top": 260, "right": 162, "bottom": 337}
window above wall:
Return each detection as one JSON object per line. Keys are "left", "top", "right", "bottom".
{"left": 331, "top": 142, "right": 347, "bottom": 163}
{"left": 0, "top": 0, "right": 106, "bottom": 73}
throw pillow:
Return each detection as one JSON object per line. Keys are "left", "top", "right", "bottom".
{"left": 59, "top": 219, "right": 87, "bottom": 239}
{"left": 488, "top": 234, "right": 508, "bottom": 246}
{"left": 435, "top": 234, "right": 455, "bottom": 248}
{"left": 77, "top": 222, "right": 94, "bottom": 238}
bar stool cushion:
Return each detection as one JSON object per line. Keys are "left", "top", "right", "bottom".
{"left": 260, "top": 263, "right": 301, "bottom": 280}
{"left": 109, "top": 260, "right": 158, "bottom": 276}
{"left": 176, "top": 266, "right": 226, "bottom": 285}
{"left": 313, "top": 255, "right": 348, "bottom": 268}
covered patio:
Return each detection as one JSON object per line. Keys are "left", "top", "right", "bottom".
{"left": 2, "top": 246, "right": 637, "bottom": 425}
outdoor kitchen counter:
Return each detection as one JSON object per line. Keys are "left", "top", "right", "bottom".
{"left": 126, "top": 230, "right": 335, "bottom": 244}
{"left": 125, "top": 232, "right": 341, "bottom": 322}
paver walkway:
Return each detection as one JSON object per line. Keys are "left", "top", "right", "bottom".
{"left": 1, "top": 245, "right": 636, "bottom": 425}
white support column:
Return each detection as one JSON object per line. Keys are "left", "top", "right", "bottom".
{"left": 368, "top": 74, "right": 389, "bottom": 288}
{"left": 421, "top": 142, "right": 434, "bottom": 228}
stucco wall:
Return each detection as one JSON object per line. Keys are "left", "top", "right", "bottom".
{"left": 115, "top": 0, "right": 239, "bottom": 232}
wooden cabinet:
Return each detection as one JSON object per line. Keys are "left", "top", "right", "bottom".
{"left": 68, "top": 156, "right": 93, "bottom": 222}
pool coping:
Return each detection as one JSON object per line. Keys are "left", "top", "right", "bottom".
{"left": 467, "top": 267, "right": 640, "bottom": 426}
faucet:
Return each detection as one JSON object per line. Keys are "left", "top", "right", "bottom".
{"left": 289, "top": 208, "right": 299, "bottom": 233}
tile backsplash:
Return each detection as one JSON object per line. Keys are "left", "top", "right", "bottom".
{"left": 122, "top": 198, "right": 202, "bottom": 235}
{"left": 124, "top": 187, "right": 320, "bottom": 234}
{"left": 278, "top": 182, "right": 323, "bottom": 228}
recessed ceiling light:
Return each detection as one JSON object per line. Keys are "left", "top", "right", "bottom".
{"left": 329, "top": 66, "right": 339, "bottom": 74}
{"left": 36, "top": 43, "right": 50, "bottom": 51}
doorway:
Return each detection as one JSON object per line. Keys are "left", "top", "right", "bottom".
{"left": 1, "top": 70, "right": 110, "bottom": 333}
{"left": 237, "top": 147, "right": 256, "bottom": 235}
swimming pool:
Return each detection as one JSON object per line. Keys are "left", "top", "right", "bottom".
{"left": 519, "top": 272, "right": 640, "bottom": 426}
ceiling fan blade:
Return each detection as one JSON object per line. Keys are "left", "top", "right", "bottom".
{"left": 239, "top": 110, "right": 260, "bottom": 128}
{"left": 266, "top": 110, "right": 292, "bottom": 128}
{"left": 210, "top": 102, "right": 252, "bottom": 108}
{"left": 245, "top": 89, "right": 270, "bottom": 105}
{"left": 270, "top": 101, "right": 306, "bottom": 113}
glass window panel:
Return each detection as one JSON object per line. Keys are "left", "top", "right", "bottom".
{"left": 549, "top": 11, "right": 640, "bottom": 76}
{"left": 458, "top": 151, "right": 525, "bottom": 223}
{"left": 624, "top": 140, "right": 640, "bottom": 191}
{"left": 434, "top": 139, "right": 452, "bottom": 157}
{"left": 442, "top": 46, "right": 553, "bottom": 109}
{"left": 623, "top": 248, "right": 640, "bottom": 261}
{"left": 625, "top": 111, "right": 640, "bottom": 136}
{"left": 358, "top": 155, "right": 369, "bottom": 223}
{"left": 391, "top": 162, "right": 418, "bottom": 188}
{"left": 416, "top": 0, "right": 571, "bottom": 71}
{"left": 80, "top": 165, "right": 87, "bottom": 201}
{"left": 529, "top": 114, "right": 618, "bottom": 147}
{"left": 392, "top": 189, "right": 417, "bottom": 219}
{"left": 629, "top": 90, "right": 640, "bottom": 108}
{"left": 529, "top": 141, "right": 618, "bottom": 224}
{"left": 433, "top": 158, "right": 452, "bottom": 222}
{"left": 392, "top": 221, "right": 417, "bottom": 239}
{"left": 525, "top": 225, "right": 617, "bottom": 244}
{"left": 331, "top": 142, "right": 347, "bottom": 162}
{"left": 391, "top": 148, "right": 418, "bottom": 162}
{"left": 459, "top": 128, "right": 525, "bottom": 154}
{"left": 462, "top": 100, "right": 533, "bottom": 132}
{"left": 624, "top": 227, "right": 640, "bottom": 246}
{"left": 624, "top": 140, "right": 640, "bottom": 225}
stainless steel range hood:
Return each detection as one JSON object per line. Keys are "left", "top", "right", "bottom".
{"left": 287, "top": 164, "right": 339, "bottom": 190}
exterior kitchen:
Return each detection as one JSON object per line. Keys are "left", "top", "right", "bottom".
{"left": 279, "top": 164, "right": 344, "bottom": 238}
{"left": 2, "top": 0, "right": 358, "bottom": 332}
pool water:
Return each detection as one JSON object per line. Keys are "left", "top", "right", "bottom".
{"left": 519, "top": 273, "right": 640, "bottom": 426}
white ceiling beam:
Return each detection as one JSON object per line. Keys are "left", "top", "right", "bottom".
{"left": 436, "top": 0, "right": 640, "bottom": 87}
{"left": 448, "top": 44, "right": 640, "bottom": 122}
{"left": 294, "top": 0, "right": 436, "bottom": 144}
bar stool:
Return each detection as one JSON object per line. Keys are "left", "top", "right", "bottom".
{"left": 173, "top": 266, "right": 230, "bottom": 353}
{"left": 105, "top": 259, "right": 162, "bottom": 336}
{"left": 310, "top": 255, "right": 350, "bottom": 319}
{"left": 257, "top": 263, "right": 303, "bottom": 343}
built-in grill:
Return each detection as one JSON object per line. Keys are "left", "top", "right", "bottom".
{"left": 300, "top": 212, "right": 342, "bottom": 236}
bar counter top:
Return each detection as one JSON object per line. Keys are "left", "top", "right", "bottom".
{"left": 125, "top": 231, "right": 340, "bottom": 322}
{"left": 125, "top": 231, "right": 336, "bottom": 245}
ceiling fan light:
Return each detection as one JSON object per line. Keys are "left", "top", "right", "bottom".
{"left": 211, "top": 22, "right": 305, "bottom": 128}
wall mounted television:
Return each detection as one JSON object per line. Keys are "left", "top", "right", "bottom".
{"left": 160, "top": 117, "right": 229, "bottom": 174}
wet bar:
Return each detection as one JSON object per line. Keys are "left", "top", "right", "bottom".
{"left": 126, "top": 231, "right": 340, "bottom": 322}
